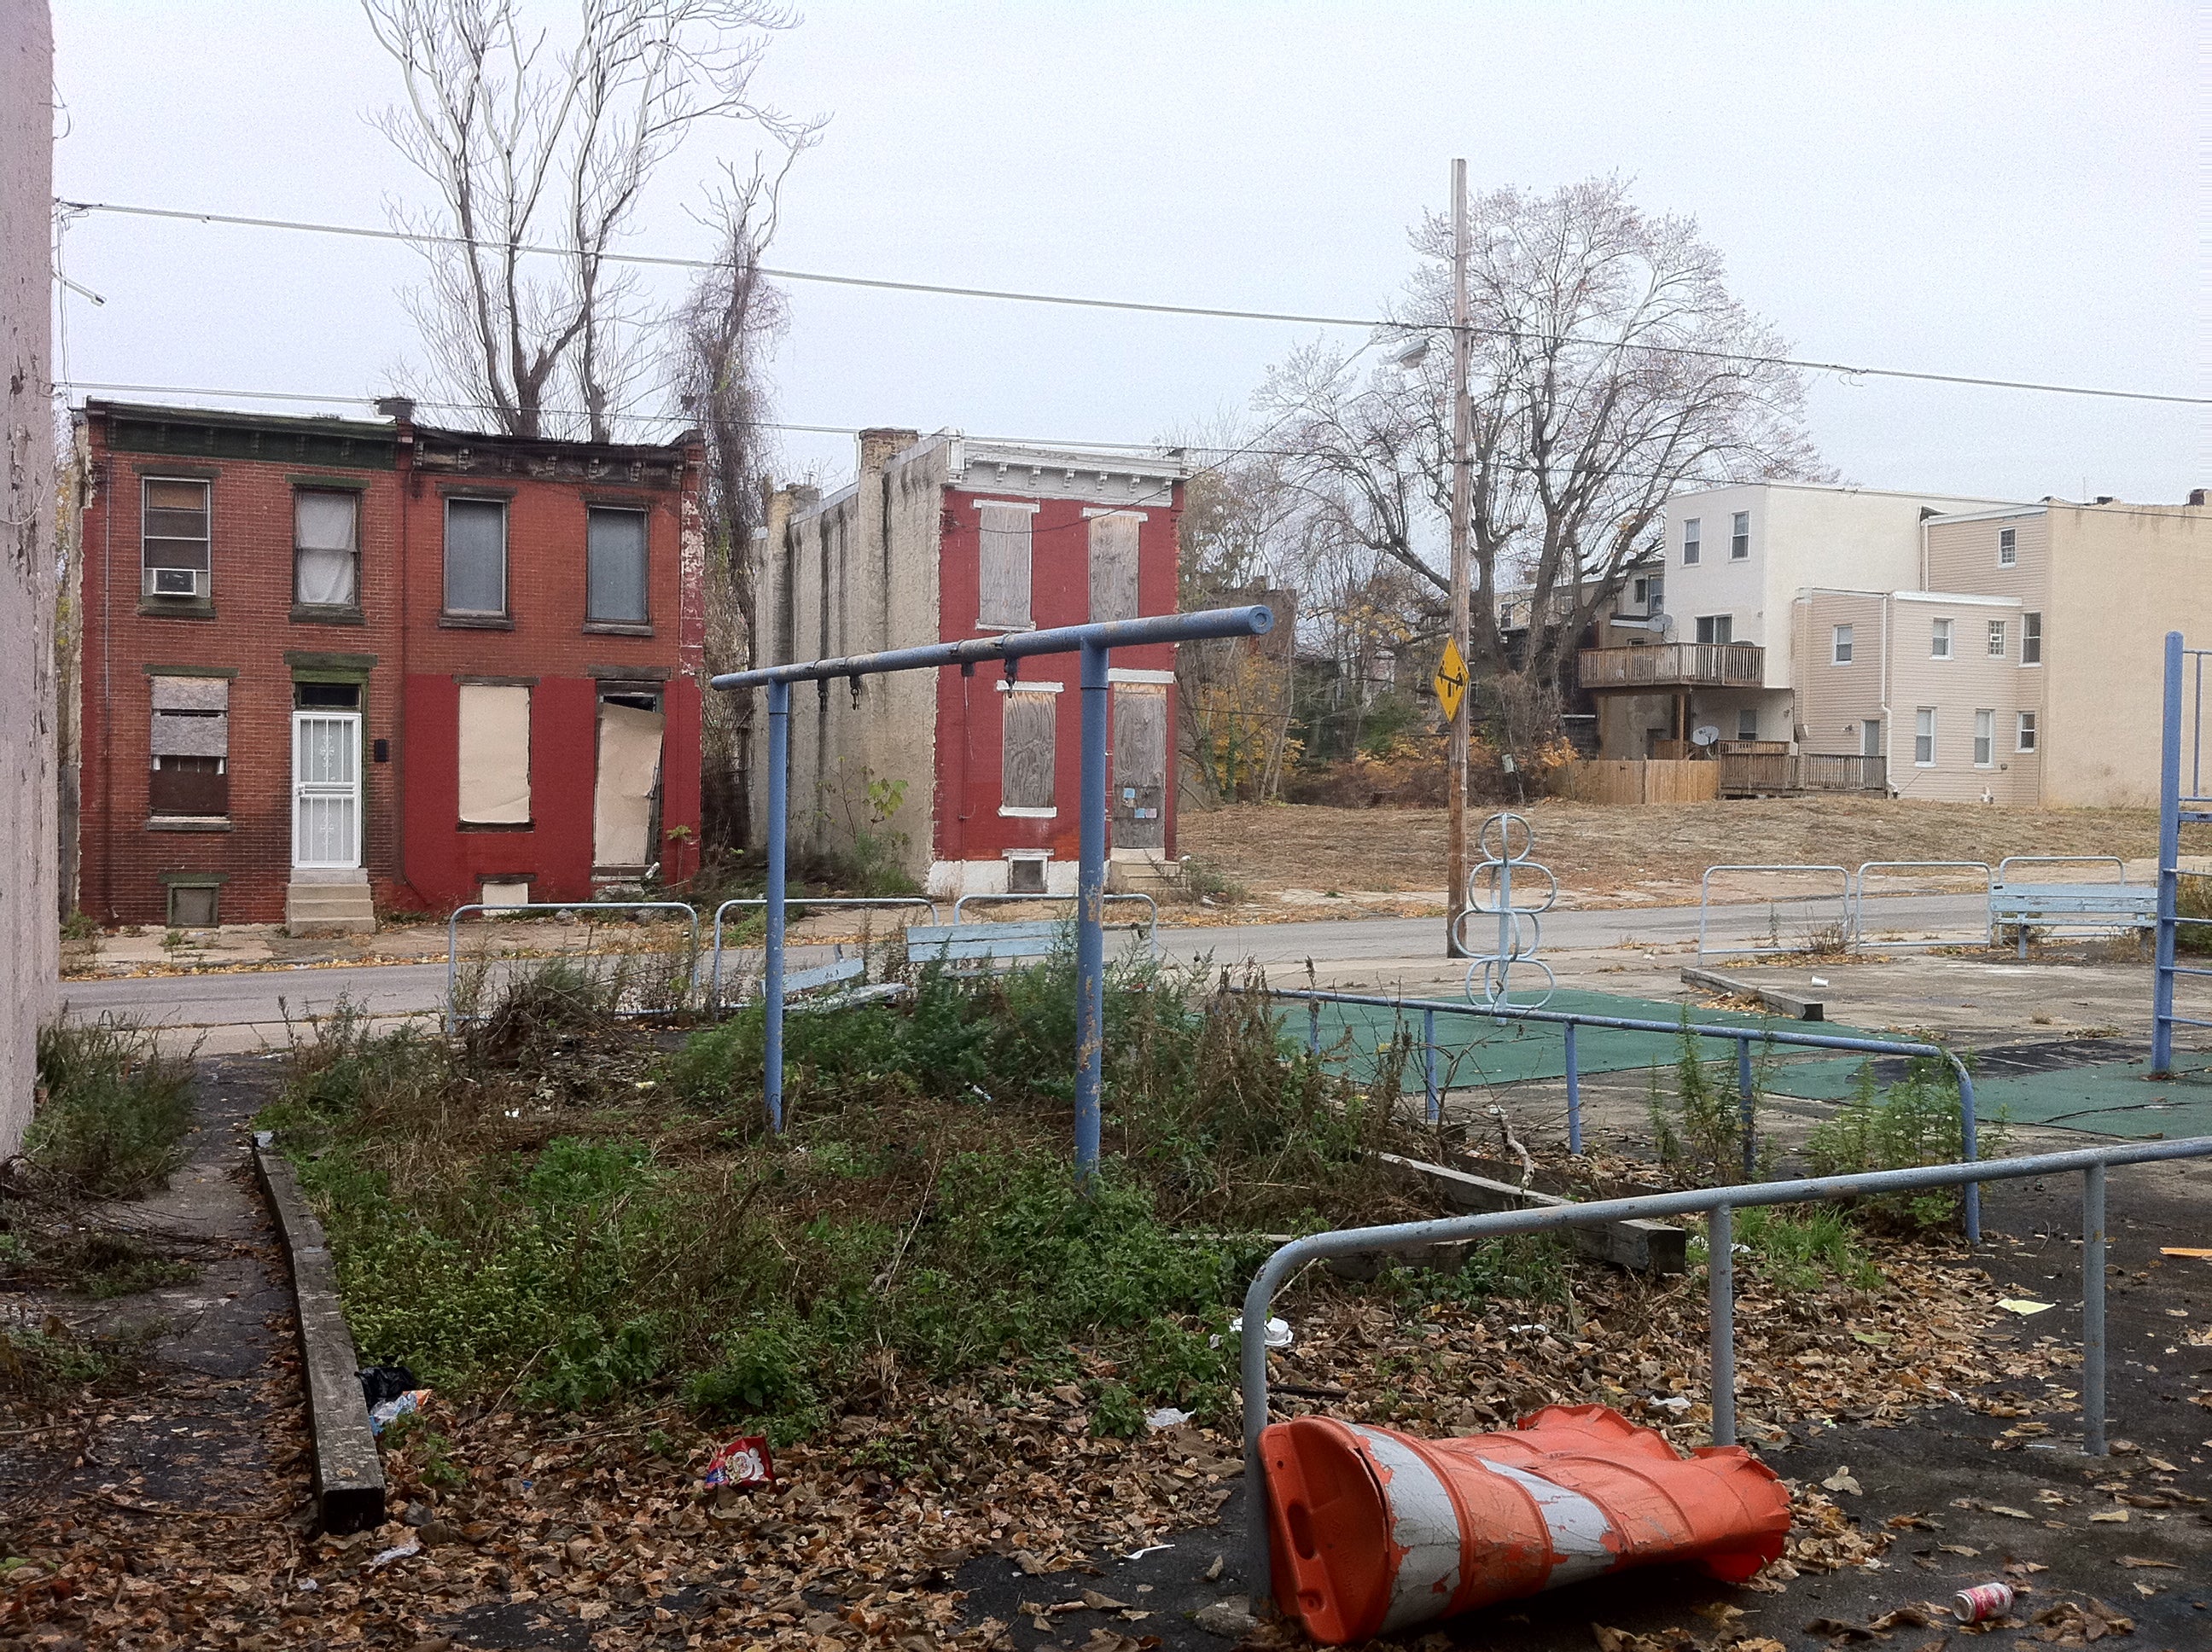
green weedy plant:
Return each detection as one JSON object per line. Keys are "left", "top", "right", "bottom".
{"left": 1647, "top": 1014, "right": 1766, "bottom": 1182}
{"left": 1723, "top": 1207, "right": 1882, "bottom": 1293}
{"left": 26, "top": 1020, "right": 196, "bottom": 1200}
{"left": 1804, "top": 1055, "right": 2000, "bottom": 1227}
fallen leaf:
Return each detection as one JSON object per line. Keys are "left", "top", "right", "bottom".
{"left": 1821, "top": 1467, "right": 1863, "bottom": 1496}
{"left": 2114, "top": 1556, "right": 2180, "bottom": 1569}
{"left": 1995, "top": 1299, "right": 2056, "bottom": 1316}
{"left": 2087, "top": 1509, "right": 2130, "bottom": 1523}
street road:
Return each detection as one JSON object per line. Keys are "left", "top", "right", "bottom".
{"left": 61, "top": 893, "right": 1993, "bottom": 1033}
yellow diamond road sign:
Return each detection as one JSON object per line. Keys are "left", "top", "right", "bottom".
{"left": 1433, "top": 637, "right": 1467, "bottom": 723}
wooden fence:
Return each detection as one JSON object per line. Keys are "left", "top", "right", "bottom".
{"left": 1554, "top": 759, "right": 1720, "bottom": 806}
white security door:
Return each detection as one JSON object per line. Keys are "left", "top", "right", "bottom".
{"left": 293, "top": 712, "right": 363, "bottom": 868}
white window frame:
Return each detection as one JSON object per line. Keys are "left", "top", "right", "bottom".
{"left": 1987, "top": 620, "right": 2006, "bottom": 659}
{"left": 443, "top": 496, "right": 509, "bottom": 617}
{"left": 1729, "top": 510, "right": 1749, "bottom": 561}
{"left": 1831, "top": 624, "right": 1854, "bottom": 665}
{"left": 1930, "top": 618, "right": 1953, "bottom": 660}
{"left": 141, "top": 475, "right": 212, "bottom": 600}
{"left": 1973, "top": 708, "right": 1994, "bottom": 769}
{"left": 1914, "top": 707, "right": 1936, "bottom": 767}
{"left": 2022, "top": 611, "right": 2042, "bottom": 666}
{"left": 1695, "top": 614, "right": 1732, "bottom": 646}
{"left": 2017, "top": 710, "right": 2037, "bottom": 753}
{"left": 1681, "top": 518, "right": 1701, "bottom": 566}
{"left": 1998, "top": 526, "right": 2017, "bottom": 567}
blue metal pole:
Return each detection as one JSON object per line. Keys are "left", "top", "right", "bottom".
{"left": 2154, "top": 631, "right": 2184, "bottom": 1074}
{"left": 1708, "top": 1201, "right": 1736, "bottom": 1446}
{"left": 1958, "top": 1061, "right": 1980, "bottom": 1243}
{"left": 1737, "top": 1036, "right": 1756, "bottom": 1179}
{"left": 1423, "top": 1006, "right": 1439, "bottom": 1124}
{"left": 1563, "top": 1020, "right": 1581, "bottom": 1153}
{"left": 765, "top": 682, "right": 790, "bottom": 1132}
{"left": 1074, "top": 641, "right": 1109, "bottom": 1189}
{"left": 2082, "top": 1162, "right": 2107, "bottom": 1456}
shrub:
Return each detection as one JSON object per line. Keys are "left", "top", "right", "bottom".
{"left": 25, "top": 1020, "right": 195, "bottom": 1200}
{"left": 1804, "top": 1056, "right": 2003, "bottom": 1227}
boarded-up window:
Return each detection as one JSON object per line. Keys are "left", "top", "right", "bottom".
{"left": 444, "top": 497, "right": 508, "bottom": 615}
{"left": 457, "top": 683, "right": 531, "bottom": 823}
{"left": 592, "top": 699, "right": 665, "bottom": 868}
{"left": 294, "top": 490, "right": 360, "bottom": 607}
{"left": 1111, "top": 685, "right": 1167, "bottom": 852}
{"left": 1087, "top": 513, "right": 1139, "bottom": 622}
{"left": 977, "top": 503, "right": 1033, "bottom": 630}
{"left": 587, "top": 507, "right": 649, "bottom": 624}
{"left": 1000, "top": 688, "right": 1057, "bottom": 812}
{"left": 149, "top": 675, "right": 229, "bottom": 817}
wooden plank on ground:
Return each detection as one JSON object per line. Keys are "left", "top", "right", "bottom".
{"left": 1380, "top": 1152, "right": 1687, "bottom": 1274}
{"left": 1679, "top": 964, "right": 1824, "bottom": 1021}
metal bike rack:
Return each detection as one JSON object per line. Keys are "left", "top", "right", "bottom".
{"left": 1454, "top": 811, "right": 1557, "bottom": 1009}
{"left": 1248, "top": 985, "right": 1981, "bottom": 1230}
{"left": 442, "top": 900, "right": 701, "bottom": 1032}
{"left": 707, "top": 896, "right": 940, "bottom": 1008}
{"left": 1238, "top": 1134, "right": 2212, "bottom": 1596}
{"left": 1850, "top": 860, "right": 1994, "bottom": 950}
{"left": 2155, "top": 631, "right": 2212, "bottom": 1073}
{"left": 1697, "top": 864, "right": 1852, "bottom": 962}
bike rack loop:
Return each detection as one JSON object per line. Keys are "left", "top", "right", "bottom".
{"left": 707, "top": 897, "right": 940, "bottom": 1007}
{"left": 1237, "top": 1134, "right": 2212, "bottom": 1599}
{"left": 1240, "top": 985, "right": 1982, "bottom": 1238}
{"left": 1697, "top": 864, "right": 1852, "bottom": 963}
{"left": 443, "top": 900, "right": 702, "bottom": 1033}
{"left": 1850, "top": 860, "right": 1994, "bottom": 950}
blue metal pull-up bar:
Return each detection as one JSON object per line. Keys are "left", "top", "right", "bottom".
{"left": 711, "top": 605, "right": 1276, "bottom": 1181}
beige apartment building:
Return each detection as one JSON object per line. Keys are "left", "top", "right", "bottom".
{"left": 1576, "top": 484, "right": 2212, "bottom": 806}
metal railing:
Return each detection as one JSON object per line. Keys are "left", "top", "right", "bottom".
{"left": 1247, "top": 984, "right": 1980, "bottom": 1228}
{"left": 1994, "top": 854, "right": 2128, "bottom": 887}
{"left": 707, "top": 897, "right": 940, "bottom": 1008}
{"left": 950, "top": 890, "right": 1160, "bottom": 943}
{"left": 1697, "top": 864, "right": 1851, "bottom": 962}
{"left": 1238, "top": 1134, "right": 2212, "bottom": 1594}
{"left": 443, "top": 901, "right": 701, "bottom": 1032}
{"left": 1851, "top": 860, "right": 1994, "bottom": 950}
{"left": 2155, "top": 631, "right": 2212, "bottom": 1070}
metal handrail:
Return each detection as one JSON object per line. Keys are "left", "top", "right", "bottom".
{"left": 2155, "top": 633, "right": 2212, "bottom": 1067}
{"left": 1696, "top": 864, "right": 1851, "bottom": 962}
{"left": 1243, "top": 986, "right": 1980, "bottom": 1230}
{"left": 1994, "top": 854, "right": 2128, "bottom": 886}
{"left": 949, "top": 890, "right": 1160, "bottom": 939}
{"left": 707, "top": 896, "right": 940, "bottom": 1007}
{"left": 443, "top": 900, "right": 701, "bottom": 1032}
{"left": 1850, "top": 860, "right": 1994, "bottom": 949}
{"left": 1239, "top": 1134, "right": 2212, "bottom": 1596}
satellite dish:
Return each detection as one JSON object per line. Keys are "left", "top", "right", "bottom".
{"left": 1652, "top": 613, "right": 1677, "bottom": 640}
{"left": 1691, "top": 724, "right": 1721, "bottom": 747}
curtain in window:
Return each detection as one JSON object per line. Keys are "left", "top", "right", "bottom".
{"left": 295, "top": 492, "right": 358, "bottom": 606}
{"left": 445, "top": 499, "right": 507, "bottom": 614}
{"left": 588, "top": 509, "right": 649, "bottom": 622}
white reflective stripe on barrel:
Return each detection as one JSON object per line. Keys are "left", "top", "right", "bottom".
{"left": 1480, "top": 1460, "right": 1617, "bottom": 1586}
{"left": 1351, "top": 1427, "right": 1461, "bottom": 1633}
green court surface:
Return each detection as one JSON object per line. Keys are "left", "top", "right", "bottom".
{"left": 1298, "top": 988, "right": 1878, "bottom": 1092}
{"left": 1764, "top": 1049, "right": 2212, "bottom": 1140}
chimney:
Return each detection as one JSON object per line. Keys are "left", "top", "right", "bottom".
{"left": 2190, "top": 488, "right": 2209, "bottom": 508}
{"left": 373, "top": 395, "right": 416, "bottom": 425}
{"left": 856, "top": 427, "right": 921, "bottom": 483}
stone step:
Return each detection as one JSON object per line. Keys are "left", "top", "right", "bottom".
{"left": 286, "top": 881, "right": 376, "bottom": 936}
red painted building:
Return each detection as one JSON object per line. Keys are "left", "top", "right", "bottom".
{"left": 752, "top": 432, "right": 1185, "bottom": 897}
{"left": 75, "top": 401, "right": 704, "bottom": 931}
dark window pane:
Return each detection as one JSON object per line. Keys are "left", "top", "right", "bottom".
{"left": 587, "top": 508, "right": 648, "bottom": 622}
{"left": 445, "top": 499, "right": 507, "bottom": 614}
{"left": 295, "top": 682, "right": 361, "bottom": 709}
{"left": 150, "top": 761, "right": 228, "bottom": 817}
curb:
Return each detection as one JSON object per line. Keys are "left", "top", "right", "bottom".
{"left": 252, "top": 1131, "right": 386, "bottom": 1533}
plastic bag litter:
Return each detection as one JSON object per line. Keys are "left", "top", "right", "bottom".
{"left": 702, "top": 1434, "right": 775, "bottom": 1489}
{"left": 1212, "top": 1315, "right": 1292, "bottom": 1351}
{"left": 357, "top": 1364, "right": 418, "bottom": 1407}
{"left": 1145, "top": 1407, "right": 1193, "bottom": 1430}
{"left": 369, "top": 1389, "right": 432, "bottom": 1436}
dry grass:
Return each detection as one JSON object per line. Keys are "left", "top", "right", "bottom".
{"left": 1179, "top": 795, "right": 2164, "bottom": 904}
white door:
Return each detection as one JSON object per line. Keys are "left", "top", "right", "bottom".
{"left": 293, "top": 712, "right": 362, "bottom": 868}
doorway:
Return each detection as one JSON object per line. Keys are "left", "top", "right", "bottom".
{"left": 292, "top": 710, "right": 363, "bottom": 868}
{"left": 1111, "top": 685, "right": 1167, "bottom": 854}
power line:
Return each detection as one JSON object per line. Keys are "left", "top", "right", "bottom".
{"left": 55, "top": 197, "right": 2212, "bottom": 409}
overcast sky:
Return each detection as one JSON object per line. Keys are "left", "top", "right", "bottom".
{"left": 52, "top": 1, "right": 2202, "bottom": 504}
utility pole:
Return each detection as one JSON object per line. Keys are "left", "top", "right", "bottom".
{"left": 1444, "top": 158, "right": 1473, "bottom": 958}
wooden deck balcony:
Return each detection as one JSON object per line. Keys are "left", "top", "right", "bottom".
{"left": 1576, "top": 641, "right": 1765, "bottom": 692}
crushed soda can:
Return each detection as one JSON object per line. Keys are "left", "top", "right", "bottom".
{"left": 702, "top": 1434, "right": 774, "bottom": 1490}
{"left": 1953, "top": 1581, "right": 2015, "bottom": 1623}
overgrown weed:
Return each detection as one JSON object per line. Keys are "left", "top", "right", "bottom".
{"left": 24, "top": 1020, "right": 195, "bottom": 1200}
{"left": 1804, "top": 1056, "right": 2005, "bottom": 1228}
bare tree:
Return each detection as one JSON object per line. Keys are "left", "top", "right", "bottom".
{"left": 1259, "top": 175, "right": 1830, "bottom": 711}
{"left": 671, "top": 160, "right": 797, "bottom": 850}
{"left": 364, "top": 0, "right": 814, "bottom": 441}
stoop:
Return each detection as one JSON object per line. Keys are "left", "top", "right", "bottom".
{"left": 286, "top": 870, "right": 376, "bottom": 936}
{"left": 1109, "top": 854, "right": 1183, "bottom": 898}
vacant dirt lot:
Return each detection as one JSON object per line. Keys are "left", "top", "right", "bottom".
{"left": 1180, "top": 796, "right": 2168, "bottom": 904}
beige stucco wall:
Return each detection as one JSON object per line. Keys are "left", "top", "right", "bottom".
{"left": 2, "top": 0, "right": 60, "bottom": 1155}
{"left": 2041, "top": 503, "right": 2212, "bottom": 807}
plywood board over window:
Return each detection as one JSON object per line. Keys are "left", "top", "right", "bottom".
{"left": 593, "top": 701, "right": 665, "bottom": 869}
{"left": 149, "top": 675, "right": 229, "bottom": 816}
{"left": 1111, "top": 685, "right": 1167, "bottom": 852}
{"left": 457, "top": 683, "right": 531, "bottom": 823}
{"left": 977, "top": 503, "right": 1034, "bottom": 630}
{"left": 1088, "top": 513, "right": 1140, "bottom": 622}
{"left": 1000, "top": 688, "right": 1057, "bottom": 812}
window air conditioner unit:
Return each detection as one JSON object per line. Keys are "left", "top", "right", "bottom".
{"left": 150, "top": 567, "right": 200, "bottom": 597}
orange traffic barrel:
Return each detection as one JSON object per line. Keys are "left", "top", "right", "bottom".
{"left": 1260, "top": 1404, "right": 1790, "bottom": 1643}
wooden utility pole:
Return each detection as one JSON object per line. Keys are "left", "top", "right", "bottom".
{"left": 1444, "top": 158, "right": 1473, "bottom": 957}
